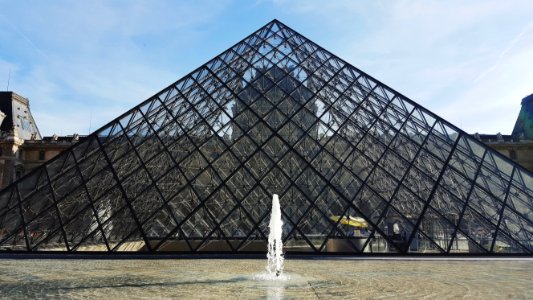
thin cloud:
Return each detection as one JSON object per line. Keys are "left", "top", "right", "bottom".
{"left": 474, "top": 22, "right": 533, "bottom": 83}
{"left": 0, "top": 13, "right": 49, "bottom": 60}
{"left": 0, "top": 1, "right": 229, "bottom": 135}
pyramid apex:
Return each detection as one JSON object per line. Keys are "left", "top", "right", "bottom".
{"left": 268, "top": 18, "right": 286, "bottom": 26}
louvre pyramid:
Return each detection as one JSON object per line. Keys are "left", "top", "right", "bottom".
{"left": 0, "top": 20, "right": 532, "bottom": 255}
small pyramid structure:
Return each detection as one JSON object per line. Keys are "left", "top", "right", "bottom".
{"left": 0, "top": 20, "right": 531, "bottom": 254}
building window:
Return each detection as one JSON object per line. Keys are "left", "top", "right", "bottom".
{"left": 38, "top": 150, "right": 45, "bottom": 161}
{"left": 510, "top": 150, "right": 517, "bottom": 160}
{"left": 15, "top": 165, "right": 24, "bottom": 180}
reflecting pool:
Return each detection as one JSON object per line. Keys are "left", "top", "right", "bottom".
{"left": 0, "top": 259, "right": 532, "bottom": 299}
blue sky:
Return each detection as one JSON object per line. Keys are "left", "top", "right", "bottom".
{"left": 0, "top": 0, "right": 532, "bottom": 136}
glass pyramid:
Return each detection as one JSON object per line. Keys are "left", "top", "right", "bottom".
{"left": 0, "top": 20, "right": 531, "bottom": 254}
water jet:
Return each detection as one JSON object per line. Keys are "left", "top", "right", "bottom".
{"left": 266, "top": 194, "right": 284, "bottom": 278}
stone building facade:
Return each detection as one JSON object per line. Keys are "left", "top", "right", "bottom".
{"left": 0, "top": 92, "right": 84, "bottom": 188}
{"left": 476, "top": 94, "right": 533, "bottom": 172}
{"left": 476, "top": 133, "right": 533, "bottom": 172}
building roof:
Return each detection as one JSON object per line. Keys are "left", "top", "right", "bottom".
{"left": 0, "top": 91, "right": 41, "bottom": 140}
{"left": 21, "top": 135, "right": 88, "bottom": 148}
{"left": 512, "top": 93, "right": 533, "bottom": 139}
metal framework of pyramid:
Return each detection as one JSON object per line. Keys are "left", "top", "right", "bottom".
{"left": 0, "top": 20, "right": 532, "bottom": 255}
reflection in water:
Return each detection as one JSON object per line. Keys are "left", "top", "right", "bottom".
{"left": 0, "top": 259, "right": 531, "bottom": 299}
{"left": 254, "top": 272, "right": 289, "bottom": 281}
{"left": 254, "top": 271, "right": 290, "bottom": 300}
{"left": 267, "top": 285, "right": 284, "bottom": 300}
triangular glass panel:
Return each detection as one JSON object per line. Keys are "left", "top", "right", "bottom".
{"left": 362, "top": 229, "right": 399, "bottom": 253}
{"left": 27, "top": 209, "right": 65, "bottom": 250}
{"left": 196, "top": 234, "right": 233, "bottom": 252}
{"left": 376, "top": 206, "right": 416, "bottom": 253}
{"left": 283, "top": 230, "right": 315, "bottom": 253}
{"left": 156, "top": 228, "right": 193, "bottom": 252}
{"left": 218, "top": 206, "right": 255, "bottom": 241}
{"left": 408, "top": 229, "right": 445, "bottom": 254}
{"left": 74, "top": 227, "right": 109, "bottom": 251}
{"left": 281, "top": 186, "right": 310, "bottom": 226}
{"left": 142, "top": 206, "right": 178, "bottom": 251}
{"left": 112, "top": 230, "right": 148, "bottom": 252}
{"left": 498, "top": 205, "right": 532, "bottom": 250}
{"left": 102, "top": 206, "right": 141, "bottom": 250}
{"left": 293, "top": 202, "right": 334, "bottom": 250}
{"left": 32, "top": 230, "right": 67, "bottom": 251}
{"left": 203, "top": 187, "right": 235, "bottom": 224}
{"left": 122, "top": 167, "right": 152, "bottom": 200}
{"left": 322, "top": 206, "right": 370, "bottom": 253}
{"left": 17, "top": 168, "right": 48, "bottom": 200}
{"left": 156, "top": 166, "right": 187, "bottom": 200}
{"left": 0, "top": 206, "right": 25, "bottom": 248}
{"left": 238, "top": 228, "right": 268, "bottom": 252}
{"left": 21, "top": 185, "right": 56, "bottom": 228}
{"left": 449, "top": 231, "right": 486, "bottom": 254}
{"left": 77, "top": 146, "right": 109, "bottom": 180}
{"left": 411, "top": 207, "right": 453, "bottom": 253}
{"left": 130, "top": 185, "right": 165, "bottom": 224}
{"left": 57, "top": 188, "right": 92, "bottom": 225}
{"left": 240, "top": 186, "right": 269, "bottom": 226}
{"left": 322, "top": 225, "right": 362, "bottom": 253}
{"left": 92, "top": 186, "right": 126, "bottom": 224}
{"left": 0, "top": 187, "right": 19, "bottom": 219}
{"left": 351, "top": 186, "right": 389, "bottom": 226}
{"left": 179, "top": 204, "right": 217, "bottom": 242}
{"left": 62, "top": 207, "right": 97, "bottom": 249}
{"left": 144, "top": 151, "right": 175, "bottom": 181}
{"left": 0, "top": 233, "right": 28, "bottom": 251}
{"left": 457, "top": 206, "right": 497, "bottom": 252}
{"left": 492, "top": 230, "right": 530, "bottom": 254}
{"left": 430, "top": 186, "right": 465, "bottom": 227}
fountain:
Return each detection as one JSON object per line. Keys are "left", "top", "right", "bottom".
{"left": 266, "top": 194, "right": 284, "bottom": 278}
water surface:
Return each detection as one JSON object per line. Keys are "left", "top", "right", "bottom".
{"left": 0, "top": 259, "right": 531, "bottom": 299}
